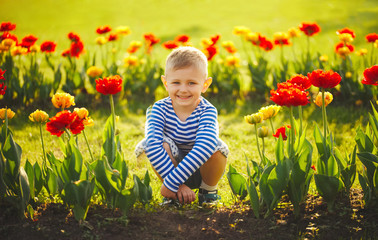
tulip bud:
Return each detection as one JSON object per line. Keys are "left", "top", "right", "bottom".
{"left": 257, "top": 126, "right": 269, "bottom": 138}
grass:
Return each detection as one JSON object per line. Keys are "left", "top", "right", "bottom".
{"left": 8, "top": 100, "right": 369, "bottom": 205}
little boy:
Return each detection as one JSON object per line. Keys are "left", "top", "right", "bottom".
{"left": 135, "top": 46, "right": 228, "bottom": 204}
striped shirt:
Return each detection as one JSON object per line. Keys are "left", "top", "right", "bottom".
{"left": 145, "top": 97, "right": 219, "bottom": 192}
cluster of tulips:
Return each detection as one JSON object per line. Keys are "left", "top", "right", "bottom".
{"left": 227, "top": 66, "right": 378, "bottom": 218}
{"left": 0, "top": 74, "right": 153, "bottom": 223}
{"left": 0, "top": 21, "right": 377, "bottom": 108}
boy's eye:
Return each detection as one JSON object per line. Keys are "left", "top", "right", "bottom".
{"left": 188, "top": 82, "right": 196, "bottom": 85}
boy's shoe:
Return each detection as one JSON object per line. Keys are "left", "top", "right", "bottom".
{"left": 198, "top": 188, "right": 221, "bottom": 205}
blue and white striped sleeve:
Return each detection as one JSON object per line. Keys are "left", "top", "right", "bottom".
{"left": 163, "top": 106, "right": 218, "bottom": 192}
{"left": 144, "top": 103, "right": 175, "bottom": 180}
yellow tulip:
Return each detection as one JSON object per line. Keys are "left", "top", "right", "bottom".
{"left": 0, "top": 108, "right": 15, "bottom": 120}
{"left": 356, "top": 48, "right": 368, "bottom": 56}
{"left": 338, "top": 33, "right": 354, "bottom": 43}
{"left": 52, "top": 92, "right": 75, "bottom": 109}
{"left": 74, "top": 107, "right": 89, "bottom": 120}
{"left": 11, "top": 46, "right": 28, "bottom": 56}
{"left": 314, "top": 92, "right": 333, "bottom": 107}
{"left": 29, "top": 110, "right": 49, "bottom": 123}
{"left": 345, "top": 72, "right": 352, "bottom": 78}
{"left": 258, "top": 105, "right": 281, "bottom": 120}
{"left": 30, "top": 45, "right": 39, "bottom": 53}
{"left": 225, "top": 55, "right": 240, "bottom": 67}
{"left": 319, "top": 55, "right": 329, "bottom": 62}
{"left": 232, "top": 26, "right": 251, "bottom": 36}
{"left": 244, "top": 112, "right": 263, "bottom": 125}
{"left": 83, "top": 117, "right": 94, "bottom": 127}
{"left": 245, "top": 32, "right": 260, "bottom": 43}
{"left": 95, "top": 36, "right": 107, "bottom": 45}
{"left": 124, "top": 55, "right": 139, "bottom": 67}
{"left": 2, "top": 39, "right": 16, "bottom": 47}
{"left": 288, "top": 27, "right": 301, "bottom": 38}
{"left": 115, "top": 26, "right": 131, "bottom": 35}
{"left": 273, "top": 32, "right": 289, "bottom": 41}
{"left": 86, "top": 66, "right": 103, "bottom": 78}
{"left": 221, "top": 41, "right": 235, "bottom": 49}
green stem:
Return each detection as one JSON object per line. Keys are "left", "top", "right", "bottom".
{"left": 39, "top": 124, "right": 47, "bottom": 175}
{"left": 254, "top": 124, "right": 264, "bottom": 165}
{"left": 110, "top": 94, "right": 116, "bottom": 134}
{"left": 289, "top": 107, "right": 295, "bottom": 157}
{"left": 321, "top": 88, "right": 327, "bottom": 140}
{"left": 269, "top": 118, "right": 275, "bottom": 138}
{"left": 262, "top": 137, "right": 265, "bottom": 158}
{"left": 371, "top": 43, "right": 375, "bottom": 66}
{"left": 83, "top": 129, "right": 95, "bottom": 162}
{"left": 298, "top": 105, "right": 303, "bottom": 137}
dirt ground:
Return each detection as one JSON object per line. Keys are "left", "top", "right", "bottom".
{"left": 1, "top": 189, "right": 377, "bottom": 240}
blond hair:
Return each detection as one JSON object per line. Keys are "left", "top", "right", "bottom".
{"left": 165, "top": 46, "right": 208, "bottom": 76}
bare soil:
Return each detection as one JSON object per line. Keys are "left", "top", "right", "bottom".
{"left": 1, "top": 189, "right": 377, "bottom": 240}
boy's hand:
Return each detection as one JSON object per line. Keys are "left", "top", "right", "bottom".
{"left": 160, "top": 184, "right": 195, "bottom": 204}
{"left": 160, "top": 184, "right": 176, "bottom": 199}
{"left": 177, "top": 184, "right": 195, "bottom": 204}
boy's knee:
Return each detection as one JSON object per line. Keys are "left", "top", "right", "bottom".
{"left": 210, "top": 151, "right": 227, "bottom": 162}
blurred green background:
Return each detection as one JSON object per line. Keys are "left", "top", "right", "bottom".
{"left": 1, "top": 0, "right": 377, "bottom": 56}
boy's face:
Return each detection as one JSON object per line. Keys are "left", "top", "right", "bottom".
{"left": 162, "top": 65, "right": 212, "bottom": 110}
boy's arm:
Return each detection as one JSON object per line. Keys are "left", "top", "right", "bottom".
{"left": 163, "top": 107, "right": 218, "bottom": 192}
{"left": 144, "top": 103, "right": 176, "bottom": 180}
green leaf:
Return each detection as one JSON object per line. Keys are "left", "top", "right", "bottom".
{"left": 246, "top": 178, "right": 259, "bottom": 218}
{"left": 226, "top": 165, "right": 247, "bottom": 200}
{"left": 314, "top": 174, "right": 342, "bottom": 212}
{"left": 355, "top": 127, "right": 374, "bottom": 153}
{"left": 275, "top": 136, "right": 284, "bottom": 164}
{"left": 117, "top": 188, "right": 137, "bottom": 216}
{"left": 333, "top": 147, "right": 347, "bottom": 169}
{"left": 45, "top": 168, "right": 58, "bottom": 195}
{"left": 373, "top": 168, "right": 378, "bottom": 196}
{"left": 358, "top": 174, "right": 371, "bottom": 204}
{"left": 314, "top": 125, "right": 330, "bottom": 162}
{"left": 3, "top": 133, "right": 22, "bottom": 179}
{"left": 24, "top": 160, "right": 35, "bottom": 199}
{"left": 357, "top": 152, "right": 378, "bottom": 187}
{"left": 19, "top": 167, "right": 31, "bottom": 214}
{"left": 33, "top": 162, "right": 44, "bottom": 197}
{"left": 102, "top": 116, "right": 116, "bottom": 166}
{"left": 259, "top": 164, "right": 275, "bottom": 208}
{"left": 63, "top": 179, "right": 95, "bottom": 221}
{"left": 133, "top": 174, "right": 152, "bottom": 204}
{"left": 267, "top": 158, "right": 292, "bottom": 211}
{"left": 368, "top": 112, "right": 378, "bottom": 141}
{"left": 288, "top": 140, "right": 313, "bottom": 216}
{"left": 327, "top": 154, "right": 340, "bottom": 177}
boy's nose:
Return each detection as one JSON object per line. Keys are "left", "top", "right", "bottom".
{"left": 178, "top": 85, "right": 188, "bottom": 92}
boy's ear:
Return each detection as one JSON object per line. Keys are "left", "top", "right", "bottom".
{"left": 161, "top": 75, "right": 168, "bottom": 88}
{"left": 202, "top": 77, "right": 212, "bottom": 93}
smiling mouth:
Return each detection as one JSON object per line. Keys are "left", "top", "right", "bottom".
{"left": 177, "top": 95, "right": 192, "bottom": 99}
